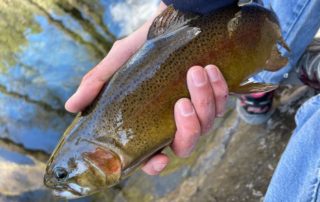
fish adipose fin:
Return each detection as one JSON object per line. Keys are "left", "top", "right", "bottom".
{"left": 147, "top": 5, "right": 200, "bottom": 40}
{"left": 233, "top": 82, "right": 278, "bottom": 94}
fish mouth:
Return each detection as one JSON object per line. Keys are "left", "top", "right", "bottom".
{"left": 44, "top": 175, "right": 84, "bottom": 199}
{"left": 52, "top": 185, "right": 83, "bottom": 199}
{"left": 53, "top": 190, "right": 82, "bottom": 199}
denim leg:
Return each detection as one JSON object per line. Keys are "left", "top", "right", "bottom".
{"left": 252, "top": 0, "right": 320, "bottom": 84}
{"left": 264, "top": 95, "right": 320, "bottom": 202}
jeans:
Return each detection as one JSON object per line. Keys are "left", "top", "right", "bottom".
{"left": 265, "top": 95, "right": 320, "bottom": 202}
{"left": 259, "top": 0, "right": 320, "bottom": 201}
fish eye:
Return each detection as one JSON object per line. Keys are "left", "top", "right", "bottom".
{"left": 54, "top": 167, "right": 69, "bottom": 181}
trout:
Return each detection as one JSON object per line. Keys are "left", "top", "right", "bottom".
{"left": 44, "top": 3, "right": 289, "bottom": 199}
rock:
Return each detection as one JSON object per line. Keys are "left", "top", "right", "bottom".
{"left": 0, "top": 147, "right": 59, "bottom": 202}
{"left": 0, "top": 148, "right": 44, "bottom": 195}
{"left": 0, "top": 91, "right": 73, "bottom": 154}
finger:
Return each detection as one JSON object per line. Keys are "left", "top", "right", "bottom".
{"left": 65, "top": 38, "right": 142, "bottom": 113}
{"left": 64, "top": 4, "right": 167, "bottom": 113}
{"left": 171, "top": 98, "right": 201, "bottom": 158}
{"left": 205, "top": 65, "right": 229, "bottom": 117}
{"left": 187, "top": 66, "right": 216, "bottom": 133}
{"left": 141, "top": 153, "right": 169, "bottom": 175}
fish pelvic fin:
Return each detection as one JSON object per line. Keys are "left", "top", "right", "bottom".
{"left": 147, "top": 5, "right": 200, "bottom": 40}
{"left": 232, "top": 82, "right": 278, "bottom": 94}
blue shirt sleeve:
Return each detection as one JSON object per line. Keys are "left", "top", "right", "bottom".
{"left": 162, "top": 0, "right": 238, "bottom": 14}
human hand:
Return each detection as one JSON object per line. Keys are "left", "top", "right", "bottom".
{"left": 141, "top": 65, "right": 229, "bottom": 175}
{"left": 65, "top": 2, "right": 167, "bottom": 112}
{"left": 65, "top": 2, "right": 229, "bottom": 176}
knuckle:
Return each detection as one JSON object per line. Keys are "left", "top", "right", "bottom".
{"left": 81, "top": 69, "right": 95, "bottom": 84}
{"left": 112, "top": 37, "right": 138, "bottom": 57}
{"left": 215, "top": 90, "right": 228, "bottom": 100}
{"left": 197, "top": 97, "right": 212, "bottom": 108}
{"left": 194, "top": 128, "right": 201, "bottom": 136}
{"left": 112, "top": 39, "right": 125, "bottom": 49}
{"left": 182, "top": 124, "right": 201, "bottom": 137}
{"left": 202, "top": 120, "right": 214, "bottom": 134}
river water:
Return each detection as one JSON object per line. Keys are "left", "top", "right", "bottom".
{"left": 0, "top": 0, "right": 158, "bottom": 201}
{"left": 0, "top": 0, "right": 159, "bottom": 153}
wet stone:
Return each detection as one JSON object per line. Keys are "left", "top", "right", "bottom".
{"left": 0, "top": 147, "right": 56, "bottom": 201}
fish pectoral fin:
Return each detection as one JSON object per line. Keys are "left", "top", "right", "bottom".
{"left": 264, "top": 43, "right": 289, "bottom": 72}
{"left": 227, "top": 11, "right": 242, "bottom": 37}
{"left": 147, "top": 5, "right": 200, "bottom": 40}
{"left": 278, "top": 36, "right": 291, "bottom": 52}
{"left": 232, "top": 82, "right": 278, "bottom": 94}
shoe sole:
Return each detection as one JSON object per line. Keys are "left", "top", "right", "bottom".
{"left": 236, "top": 99, "right": 275, "bottom": 125}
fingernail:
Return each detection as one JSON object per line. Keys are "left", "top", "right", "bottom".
{"left": 153, "top": 163, "right": 167, "bottom": 172}
{"left": 179, "top": 101, "right": 195, "bottom": 117}
{"left": 65, "top": 89, "right": 80, "bottom": 111}
{"left": 191, "top": 68, "right": 207, "bottom": 87}
{"left": 206, "top": 65, "right": 220, "bottom": 82}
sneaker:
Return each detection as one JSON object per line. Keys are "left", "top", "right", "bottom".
{"left": 297, "top": 38, "right": 320, "bottom": 91}
{"left": 236, "top": 91, "right": 275, "bottom": 125}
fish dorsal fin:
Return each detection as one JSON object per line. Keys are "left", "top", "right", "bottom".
{"left": 147, "top": 5, "right": 200, "bottom": 40}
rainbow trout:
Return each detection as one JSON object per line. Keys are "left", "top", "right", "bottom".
{"left": 44, "top": 3, "right": 289, "bottom": 199}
